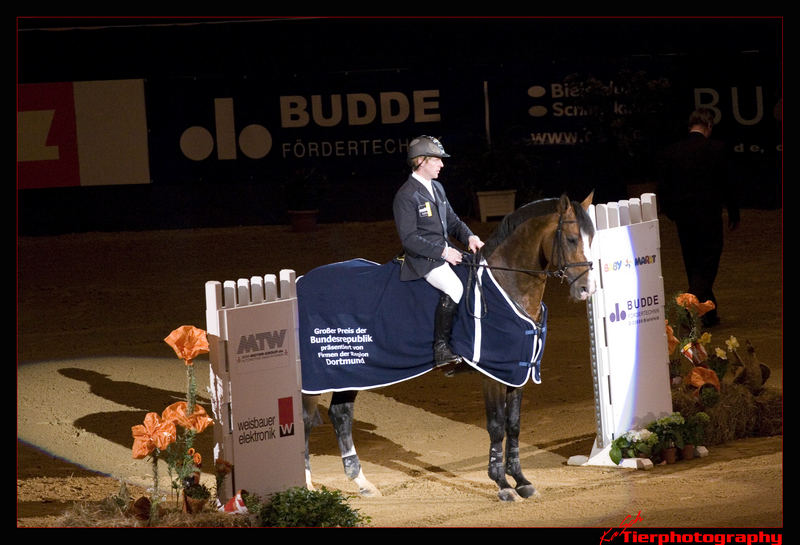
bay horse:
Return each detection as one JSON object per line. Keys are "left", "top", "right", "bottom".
{"left": 301, "top": 192, "right": 595, "bottom": 502}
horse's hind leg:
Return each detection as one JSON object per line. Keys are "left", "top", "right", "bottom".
{"left": 483, "top": 379, "right": 521, "bottom": 502}
{"left": 328, "top": 390, "right": 381, "bottom": 497}
{"left": 302, "top": 393, "right": 323, "bottom": 490}
{"left": 504, "top": 387, "right": 537, "bottom": 499}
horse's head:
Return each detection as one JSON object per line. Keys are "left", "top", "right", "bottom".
{"left": 482, "top": 192, "right": 596, "bottom": 320}
{"left": 543, "top": 192, "right": 596, "bottom": 301}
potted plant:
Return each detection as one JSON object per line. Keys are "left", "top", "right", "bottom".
{"left": 183, "top": 482, "right": 211, "bottom": 513}
{"left": 682, "top": 412, "right": 710, "bottom": 460}
{"left": 283, "top": 166, "right": 327, "bottom": 232}
{"left": 479, "top": 145, "right": 539, "bottom": 221}
{"left": 647, "top": 412, "right": 686, "bottom": 464}
{"left": 454, "top": 140, "right": 541, "bottom": 222}
{"left": 609, "top": 428, "right": 659, "bottom": 465}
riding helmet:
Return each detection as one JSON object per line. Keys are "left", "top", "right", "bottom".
{"left": 407, "top": 135, "right": 450, "bottom": 160}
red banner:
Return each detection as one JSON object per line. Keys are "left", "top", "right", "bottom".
{"left": 18, "top": 82, "right": 80, "bottom": 189}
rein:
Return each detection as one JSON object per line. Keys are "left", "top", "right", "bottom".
{"left": 460, "top": 253, "right": 584, "bottom": 282}
{"left": 460, "top": 210, "right": 593, "bottom": 319}
{"left": 461, "top": 213, "right": 593, "bottom": 282}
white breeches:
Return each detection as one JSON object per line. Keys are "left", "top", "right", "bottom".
{"left": 424, "top": 263, "right": 463, "bottom": 303}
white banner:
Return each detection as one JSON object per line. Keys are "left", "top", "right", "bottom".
{"left": 571, "top": 194, "right": 673, "bottom": 469}
{"left": 206, "top": 272, "right": 305, "bottom": 501}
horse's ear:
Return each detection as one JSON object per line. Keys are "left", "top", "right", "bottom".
{"left": 558, "top": 194, "right": 571, "bottom": 214}
{"left": 581, "top": 190, "right": 595, "bottom": 211}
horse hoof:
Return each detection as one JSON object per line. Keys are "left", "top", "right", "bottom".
{"left": 355, "top": 470, "right": 381, "bottom": 497}
{"left": 498, "top": 488, "right": 522, "bottom": 502}
{"left": 515, "top": 484, "right": 538, "bottom": 499}
{"left": 359, "top": 485, "right": 382, "bottom": 497}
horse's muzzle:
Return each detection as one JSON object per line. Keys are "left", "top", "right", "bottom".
{"left": 570, "top": 269, "right": 596, "bottom": 301}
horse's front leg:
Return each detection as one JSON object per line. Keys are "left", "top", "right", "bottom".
{"left": 504, "top": 386, "right": 537, "bottom": 499}
{"left": 328, "top": 391, "right": 381, "bottom": 497}
{"left": 483, "top": 379, "right": 521, "bottom": 501}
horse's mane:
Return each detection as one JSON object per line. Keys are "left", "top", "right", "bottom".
{"left": 481, "top": 196, "right": 594, "bottom": 258}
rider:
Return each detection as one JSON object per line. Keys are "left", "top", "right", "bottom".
{"left": 393, "top": 135, "right": 484, "bottom": 368}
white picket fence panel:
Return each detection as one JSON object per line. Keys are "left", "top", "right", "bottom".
{"left": 205, "top": 270, "right": 305, "bottom": 502}
{"left": 569, "top": 193, "right": 673, "bottom": 469}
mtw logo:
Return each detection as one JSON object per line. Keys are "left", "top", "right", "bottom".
{"left": 237, "top": 329, "right": 287, "bottom": 354}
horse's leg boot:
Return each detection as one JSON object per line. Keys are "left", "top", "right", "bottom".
{"left": 433, "top": 293, "right": 462, "bottom": 368}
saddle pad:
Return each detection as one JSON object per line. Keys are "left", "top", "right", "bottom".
{"left": 297, "top": 258, "right": 546, "bottom": 394}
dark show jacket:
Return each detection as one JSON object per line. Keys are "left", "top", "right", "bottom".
{"left": 393, "top": 174, "right": 475, "bottom": 281}
{"left": 658, "top": 131, "right": 739, "bottom": 223}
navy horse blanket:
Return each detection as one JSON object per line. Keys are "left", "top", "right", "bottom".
{"left": 297, "top": 257, "right": 547, "bottom": 394}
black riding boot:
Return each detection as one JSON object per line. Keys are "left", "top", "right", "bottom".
{"left": 433, "top": 294, "right": 462, "bottom": 368}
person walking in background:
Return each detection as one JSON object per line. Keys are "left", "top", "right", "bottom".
{"left": 658, "top": 108, "right": 740, "bottom": 327}
{"left": 393, "top": 135, "right": 484, "bottom": 367}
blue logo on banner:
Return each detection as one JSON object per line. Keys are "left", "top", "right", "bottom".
{"left": 608, "top": 303, "right": 627, "bottom": 323}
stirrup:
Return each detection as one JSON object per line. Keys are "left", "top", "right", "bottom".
{"left": 444, "top": 362, "right": 472, "bottom": 377}
{"left": 434, "top": 342, "right": 462, "bottom": 368}
{"left": 434, "top": 356, "right": 462, "bottom": 368}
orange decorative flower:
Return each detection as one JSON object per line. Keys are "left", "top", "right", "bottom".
{"left": 675, "top": 293, "right": 716, "bottom": 317}
{"left": 162, "top": 401, "right": 214, "bottom": 433}
{"left": 164, "top": 325, "right": 210, "bottom": 366}
{"left": 665, "top": 321, "right": 679, "bottom": 354}
{"left": 132, "top": 412, "right": 177, "bottom": 459}
{"left": 187, "top": 448, "right": 202, "bottom": 466}
{"left": 215, "top": 458, "right": 234, "bottom": 476}
{"left": 686, "top": 366, "right": 721, "bottom": 392}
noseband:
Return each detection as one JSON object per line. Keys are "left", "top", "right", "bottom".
{"left": 549, "top": 211, "right": 594, "bottom": 287}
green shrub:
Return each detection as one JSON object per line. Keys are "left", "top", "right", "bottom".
{"left": 257, "top": 487, "right": 370, "bottom": 527}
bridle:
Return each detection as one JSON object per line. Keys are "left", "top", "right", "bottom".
{"left": 547, "top": 210, "right": 594, "bottom": 287}
{"left": 463, "top": 207, "right": 594, "bottom": 286}
{"left": 460, "top": 207, "right": 594, "bottom": 319}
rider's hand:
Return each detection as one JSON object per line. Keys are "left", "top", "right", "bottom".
{"left": 442, "top": 246, "right": 462, "bottom": 266}
{"left": 468, "top": 235, "right": 484, "bottom": 253}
